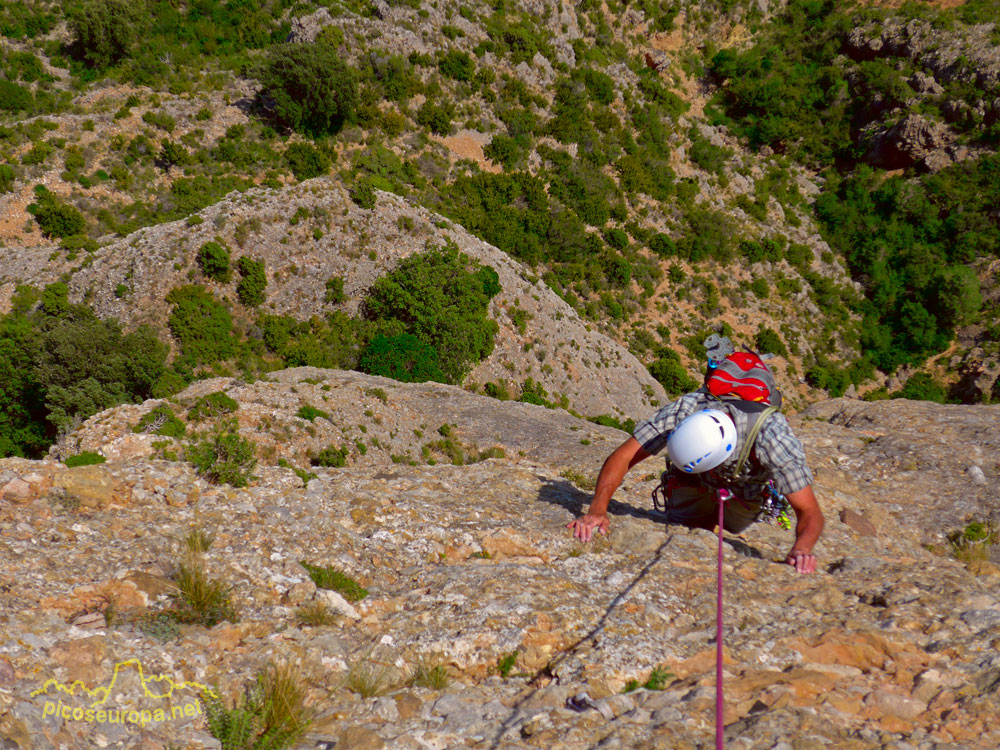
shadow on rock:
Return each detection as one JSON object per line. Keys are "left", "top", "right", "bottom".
{"left": 485, "top": 535, "right": 677, "bottom": 749}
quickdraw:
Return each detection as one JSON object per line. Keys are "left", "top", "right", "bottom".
{"left": 758, "top": 482, "right": 792, "bottom": 531}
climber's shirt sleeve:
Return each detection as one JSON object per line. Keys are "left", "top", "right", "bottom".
{"left": 755, "top": 413, "right": 813, "bottom": 495}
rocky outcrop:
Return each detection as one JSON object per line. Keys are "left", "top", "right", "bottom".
{"left": 55, "top": 367, "right": 632, "bottom": 473}
{"left": 862, "top": 113, "right": 962, "bottom": 170}
{"left": 2, "top": 392, "right": 1000, "bottom": 749}
{"left": 0, "top": 180, "right": 666, "bottom": 419}
{"left": 847, "top": 16, "right": 1000, "bottom": 171}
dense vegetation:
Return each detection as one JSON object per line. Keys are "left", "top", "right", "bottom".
{"left": 709, "top": 0, "right": 1000, "bottom": 391}
{"left": 1, "top": 0, "right": 998, "bottom": 407}
{"left": 0, "top": 246, "right": 501, "bottom": 458}
{"left": 0, "top": 284, "right": 166, "bottom": 456}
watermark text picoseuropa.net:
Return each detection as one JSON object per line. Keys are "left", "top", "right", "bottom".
{"left": 31, "top": 657, "right": 217, "bottom": 728}
{"left": 42, "top": 698, "right": 203, "bottom": 727}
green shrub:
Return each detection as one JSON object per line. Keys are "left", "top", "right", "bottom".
{"left": 0, "top": 80, "right": 33, "bottom": 113}
{"left": 296, "top": 404, "right": 329, "bottom": 422}
{"left": 0, "top": 164, "right": 15, "bottom": 193}
{"left": 416, "top": 101, "right": 453, "bottom": 135}
{"left": 439, "top": 49, "right": 475, "bottom": 81}
{"left": 649, "top": 350, "right": 697, "bottom": 396}
{"left": 63, "top": 150, "right": 86, "bottom": 174}
{"left": 69, "top": 0, "right": 146, "bottom": 69}
{"left": 196, "top": 241, "right": 231, "bottom": 283}
{"left": 188, "top": 391, "right": 239, "bottom": 421}
{"left": 483, "top": 134, "right": 523, "bottom": 169}
{"left": 65, "top": 451, "right": 106, "bottom": 467}
{"left": 364, "top": 244, "right": 500, "bottom": 383}
{"left": 202, "top": 663, "right": 313, "bottom": 750}
{"left": 357, "top": 333, "right": 447, "bottom": 384}
{"left": 151, "top": 370, "right": 186, "bottom": 398}
{"left": 27, "top": 187, "right": 86, "bottom": 239}
{"left": 324, "top": 276, "right": 346, "bottom": 304}
{"left": 260, "top": 43, "right": 358, "bottom": 136}
{"left": 133, "top": 404, "right": 185, "bottom": 438}
{"left": 158, "top": 140, "right": 188, "bottom": 169}
{"left": 518, "top": 377, "right": 554, "bottom": 408}
{"left": 311, "top": 445, "right": 348, "bottom": 467}
{"left": 754, "top": 326, "right": 788, "bottom": 358}
{"left": 166, "top": 285, "right": 237, "bottom": 365}
{"left": 284, "top": 142, "right": 330, "bottom": 181}
{"left": 186, "top": 422, "right": 257, "bottom": 487}
{"left": 350, "top": 177, "right": 376, "bottom": 209}
{"left": 236, "top": 256, "right": 267, "bottom": 307}
{"left": 141, "top": 110, "right": 175, "bottom": 132}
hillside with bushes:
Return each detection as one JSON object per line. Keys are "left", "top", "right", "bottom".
{"left": 0, "top": 0, "right": 998, "bottom": 459}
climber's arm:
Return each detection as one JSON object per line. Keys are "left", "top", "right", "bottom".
{"left": 784, "top": 484, "right": 824, "bottom": 574}
{"left": 567, "top": 437, "right": 651, "bottom": 542}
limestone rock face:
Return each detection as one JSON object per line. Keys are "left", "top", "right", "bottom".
{"left": 4, "top": 389, "right": 1000, "bottom": 749}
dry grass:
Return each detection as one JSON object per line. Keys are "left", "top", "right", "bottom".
{"left": 169, "top": 551, "right": 236, "bottom": 626}
{"left": 202, "top": 661, "right": 314, "bottom": 750}
{"left": 343, "top": 651, "right": 397, "bottom": 698}
{"left": 296, "top": 600, "right": 337, "bottom": 627}
{"left": 407, "top": 658, "right": 450, "bottom": 690}
{"left": 184, "top": 526, "right": 215, "bottom": 554}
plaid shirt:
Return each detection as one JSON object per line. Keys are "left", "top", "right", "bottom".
{"left": 633, "top": 392, "right": 813, "bottom": 497}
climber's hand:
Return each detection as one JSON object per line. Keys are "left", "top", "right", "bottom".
{"left": 567, "top": 514, "right": 609, "bottom": 542}
{"left": 785, "top": 549, "right": 816, "bottom": 574}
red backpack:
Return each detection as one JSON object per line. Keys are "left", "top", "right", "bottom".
{"left": 704, "top": 351, "right": 782, "bottom": 408}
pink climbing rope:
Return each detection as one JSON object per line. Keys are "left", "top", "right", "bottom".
{"left": 716, "top": 488, "right": 729, "bottom": 750}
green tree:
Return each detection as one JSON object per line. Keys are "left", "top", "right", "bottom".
{"left": 69, "top": 0, "right": 147, "bottom": 69}
{"left": 930, "top": 266, "right": 981, "bottom": 328}
{"left": 0, "top": 313, "right": 48, "bottom": 456}
{"left": 260, "top": 44, "right": 358, "bottom": 136}
{"left": 196, "top": 241, "right": 231, "bottom": 283}
{"left": 236, "top": 256, "right": 267, "bottom": 307}
{"left": 166, "top": 285, "right": 238, "bottom": 365}
{"left": 364, "top": 245, "right": 500, "bottom": 383}
{"left": 357, "top": 333, "right": 447, "bottom": 383}
{"left": 894, "top": 372, "right": 947, "bottom": 403}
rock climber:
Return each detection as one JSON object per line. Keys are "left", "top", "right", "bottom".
{"left": 567, "top": 341, "right": 824, "bottom": 574}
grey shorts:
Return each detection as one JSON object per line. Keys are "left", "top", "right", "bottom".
{"left": 665, "top": 485, "right": 761, "bottom": 533}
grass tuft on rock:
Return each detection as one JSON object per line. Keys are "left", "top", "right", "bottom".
{"left": 299, "top": 561, "right": 368, "bottom": 602}
{"left": 202, "top": 661, "right": 314, "bottom": 750}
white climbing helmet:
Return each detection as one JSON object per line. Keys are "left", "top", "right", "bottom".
{"left": 667, "top": 409, "right": 737, "bottom": 474}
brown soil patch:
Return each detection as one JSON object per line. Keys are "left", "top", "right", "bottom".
{"left": 438, "top": 130, "right": 501, "bottom": 174}
{"left": 650, "top": 12, "right": 687, "bottom": 54}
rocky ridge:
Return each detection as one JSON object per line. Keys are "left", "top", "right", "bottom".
{"left": 1, "top": 378, "right": 999, "bottom": 749}
{"left": 0, "top": 179, "right": 666, "bottom": 420}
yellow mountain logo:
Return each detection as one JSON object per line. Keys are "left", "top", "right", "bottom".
{"left": 32, "top": 658, "right": 217, "bottom": 727}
